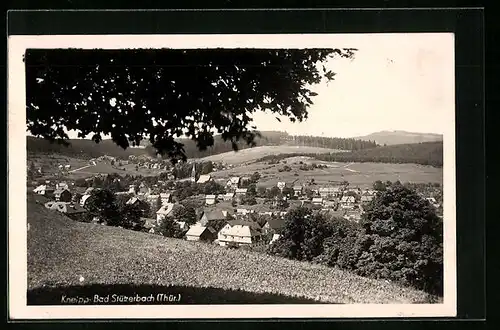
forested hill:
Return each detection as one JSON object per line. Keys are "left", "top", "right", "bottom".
{"left": 178, "top": 132, "right": 377, "bottom": 158}
{"left": 258, "top": 141, "right": 443, "bottom": 167}
{"left": 27, "top": 136, "right": 150, "bottom": 159}
{"left": 27, "top": 132, "right": 377, "bottom": 159}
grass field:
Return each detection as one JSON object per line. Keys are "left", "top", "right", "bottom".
{"left": 211, "top": 160, "right": 443, "bottom": 189}
{"left": 198, "top": 146, "right": 346, "bottom": 165}
{"left": 27, "top": 193, "right": 436, "bottom": 305}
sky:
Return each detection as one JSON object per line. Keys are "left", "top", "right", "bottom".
{"left": 43, "top": 33, "right": 454, "bottom": 140}
{"left": 250, "top": 33, "right": 455, "bottom": 138}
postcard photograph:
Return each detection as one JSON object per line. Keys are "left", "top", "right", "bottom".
{"left": 8, "top": 33, "right": 456, "bottom": 319}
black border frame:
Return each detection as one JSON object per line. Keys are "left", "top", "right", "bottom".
{"left": 5, "top": 7, "right": 485, "bottom": 327}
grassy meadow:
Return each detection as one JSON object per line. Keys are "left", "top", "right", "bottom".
{"left": 27, "top": 193, "right": 437, "bottom": 305}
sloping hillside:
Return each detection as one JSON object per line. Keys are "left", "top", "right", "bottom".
{"left": 26, "top": 193, "right": 434, "bottom": 304}
{"left": 257, "top": 142, "right": 443, "bottom": 167}
{"left": 27, "top": 136, "right": 151, "bottom": 159}
{"left": 197, "top": 145, "right": 346, "bottom": 165}
{"left": 355, "top": 130, "right": 443, "bottom": 146}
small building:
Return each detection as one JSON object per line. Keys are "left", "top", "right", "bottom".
{"left": 222, "top": 192, "right": 235, "bottom": 201}
{"left": 205, "top": 194, "right": 216, "bottom": 205}
{"left": 64, "top": 164, "right": 71, "bottom": 170}
{"left": 277, "top": 182, "right": 286, "bottom": 191}
{"left": 293, "top": 185, "right": 303, "bottom": 197}
{"left": 156, "top": 203, "right": 175, "bottom": 224}
{"left": 343, "top": 210, "right": 362, "bottom": 222}
{"left": 312, "top": 197, "right": 323, "bottom": 205}
{"left": 54, "top": 188, "right": 72, "bottom": 202}
{"left": 160, "top": 193, "right": 172, "bottom": 205}
{"left": 235, "top": 188, "right": 248, "bottom": 196}
{"left": 33, "top": 185, "right": 55, "bottom": 198}
{"left": 199, "top": 210, "right": 226, "bottom": 227}
{"left": 141, "top": 217, "right": 157, "bottom": 234}
{"left": 56, "top": 182, "right": 70, "bottom": 190}
{"left": 262, "top": 219, "right": 285, "bottom": 235}
{"left": 340, "top": 195, "right": 356, "bottom": 209}
{"left": 185, "top": 225, "right": 217, "bottom": 242}
{"left": 226, "top": 177, "right": 241, "bottom": 190}
{"left": 361, "top": 195, "right": 374, "bottom": 203}
{"left": 318, "top": 187, "right": 341, "bottom": 198}
{"left": 217, "top": 220, "right": 264, "bottom": 247}
{"left": 64, "top": 203, "right": 88, "bottom": 221}
{"left": 236, "top": 208, "right": 253, "bottom": 216}
{"left": 196, "top": 174, "right": 212, "bottom": 184}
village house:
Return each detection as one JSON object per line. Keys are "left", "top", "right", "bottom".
{"left": 312, "top": 197, "right": 323, "bottom": 206}
{"left": 64, "top": 164, "right": 71, "bottom": 170}
{"left": 236, "top": 208, "right": 253, "bottom": 216}
{"left": 126, "top": 196, "right": 144, "bottom": 207}
{"left": 322, "top": 200, "right": 337, "bottom": 209}
{"left": 340, "top": 195, "right": 356, "bottom": 209}
{"left": 235, "top": 188, "right": 248, "bottom": 198}
{"left": 277, "top": 181, "right": 286, "bottom": 192}
{"left": 44, "top": 201, "right": 87, "bottom": 220}
{"left": 156, "top": 203, "right": 175, "bottom": 224}
{"left": 196, "top": 174, "right": 212, "bottom": 184}
{"left": 343, "top": 209, "right": 362, "bottom": 222}
{"left": 426, "top": 197, "right": 440, "bottom": 209}
{"left": 80, "top": 194, "right": 92, "bottom": 207}
{"left": 226, "top": 177, "right": 241, "bottom": 191}
{"left": 205, "top": 194, "right": 216, "bottom": 205}
{"left": 318, "top": 186, "right": 341, "bottom": 198}
{"left": 33, "top": 185, "right": 55, "bottom": 198}
{"left": 64, "top": 203, "right": 88, "bottom": 221}
{"left": 54, "top": 188, "right": 72, "bottom": 202}
{"left": 160, "top": 192, "right": 173, "bottom": 205}
{"left": 293, "top": 185, "right": 303, "bottom": 197}
{"left": 137, "top": 183, "right": 151, "bottom": 196}
{"left": 141, "top": 217, "right": 157, "bottom": 234}
{"left": 199, "top": 209, "right": 226, "bottom": 227}
{"left": 217, "top": 220, "right": 264, "bottom": 247}
{"left": 185, "top": 225, "right": 217, "bottom": 242}
{"left": 262, "top": 218, "right": 285, "bottom": 236}
{"left": 128, "top": 185, "right": 136, "bottom": 194}
{"left": 360, "top": 195, "right": 374, "bottom": 203}
{"left": 56, "top": 182, "right": 70, "bottom": 190}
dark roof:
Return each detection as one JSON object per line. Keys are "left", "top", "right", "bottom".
{"left": 266, "top": 219, "right": 285, "bottom": 230}
{"left": 202, "top": 210, "right": 226, "bottom": 221}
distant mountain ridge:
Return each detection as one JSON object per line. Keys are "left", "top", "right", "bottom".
{"left": 354, "top": 130, "right": 443, "bottom": 146}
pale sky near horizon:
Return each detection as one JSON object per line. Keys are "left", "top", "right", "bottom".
{"left": 50, "top": 33, "right": 454, "bottom": 139}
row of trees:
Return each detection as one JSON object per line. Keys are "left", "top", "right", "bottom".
{"left": 269, "top": 183, "right": 443, "bottom": 295}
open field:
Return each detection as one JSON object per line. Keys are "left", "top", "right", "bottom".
{"left": 27, "top": 193, "right": 435, "bottom": 304}
{"left": 211, "top": 160, "right": 443, "bottom": 189}
{"left": 197, "top": 145, "right": 346, "bottom": 165}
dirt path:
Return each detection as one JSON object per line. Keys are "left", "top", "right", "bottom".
{"left": 68, "top": 164, "right": 94, "bottom": 173}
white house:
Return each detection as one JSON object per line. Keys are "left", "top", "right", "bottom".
{"left": 197, "top": 174, "right": 212, "bottom": 184}
{"left": 217, "top": 220, "right": 263, "bottom": 247}
{"left": 226, "top": 177, "right": 241, "bottom": 190}
{"left": 312, "top": 197, "right": 323, "bottom": 205}
{"left": 235, "top": 188, "right": 247, "bottom": 196}
{"left": 205, "top": 194, "right": 216, "bottom": 205}
{"left": 222, "top": 192, "right": 235, "bottom": 201}
{"left": 185, "top": 225, "right": 217, "bottom": 242}
{"left": 277, "top": 182, "right": 286, "bottom": 191}
{"left": 340, "top": 195, "right": 356, "bottom": 209}
{"left": 156, "top": 203, "right": 175, "bottom": 224}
